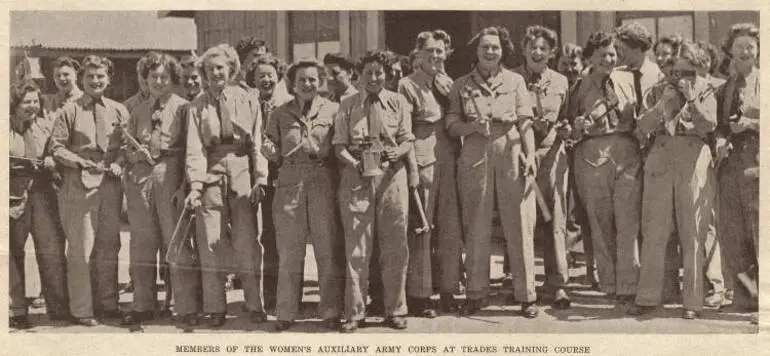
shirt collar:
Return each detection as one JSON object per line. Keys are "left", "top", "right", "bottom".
{"left": 361, "top": 88, "right": 388, "bottom": 104}
{"left": 82, "top": 94, "right": 104, "bottom": 107}
{"left": 471, "top": 66, "right": 505, "bottom": 92}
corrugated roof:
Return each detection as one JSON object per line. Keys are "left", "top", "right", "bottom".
{"left": 10, "top": 11, "right": 197, "bottom": 52}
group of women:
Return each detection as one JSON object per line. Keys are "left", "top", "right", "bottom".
{"left": 8, "top": 20, "right": 759, "bottom": 332}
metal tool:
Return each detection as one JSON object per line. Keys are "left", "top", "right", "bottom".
{"left": 519, "top": 152, "right": 552, "bottom": 222}
{"left": 411, "top": 188, "right": 432, "bottom": 234}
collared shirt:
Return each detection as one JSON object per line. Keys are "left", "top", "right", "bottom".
{"left": 43, "top": 89, "right": 83, "bottom": 117}
{"left": 123, "top": 91, "right": 151, "bottom": 115}
{"left": 10, "top": 116, "right": 52, "bottom": 163}
{"left": 619, "top": 59, "right": 664, "bottom": 111}
{"left": 332, "top": 89, "right": 414, "bottom": 148}
{"left": 327, "top": 85, "right": 358, "bottom": 104}
{"left": 718, "top": 68, "right": 760, "bottom": 136}
{"left": 265, "top": 95, "right": 338, "bottom": 164}
{"left": 513, "top": 65, "right": 568, "bottom": 147}
{"left": 260, "top": 89, "right": 294, "bottom": 130}
{"left": 637, "top": 77, "right": 717, "bottom": 138}
{"left": 49, "top": 95, "right": 129, "bottom": 167}
{"left": 128, "top": 93, "right": 189, "bottom": 152}
{"left": 186, "top": 85, "right": 267, "bottom": 188}
{"left": 561, "top": 70, "right": 637, "bottom": 137}
{"left": 398, "top": 70, "right": 445, "bottom": 124}
{"left": 446, "top": 67, "right": 531, "bottom": 137}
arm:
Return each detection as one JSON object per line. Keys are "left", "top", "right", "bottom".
{"left": 515, "top": 79, "right": 536, "bottom": 160}
{"left": 393, "top": 94, "right": 416, "bottom": 160}
{"left": 446, "top": 81, "right": 480, "bottom": 137}
{"left": 186, "top": 104, "right": 206, "bottom": 192}
{"left": 250, "top": 96, "right": 268, "bottom": 186}
{"left": 332, "top": 104, "right": 359, "bottom": 169}
{"left": 679, "top": 95, "right": 717, "bottom": 135}
{"left": 262, "top": 108, "right": 282, "bottom": 162}
{"left": 48, "top": 105, "right": 86, "bottom": 168}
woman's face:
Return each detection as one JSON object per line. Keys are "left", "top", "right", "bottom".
{"left": 524, "top": 37, "right": 553, "bottom": 72}
{"left": 146, "top": 65, "right": 174, "bottom": 99}
{"left": 82, "top": 66, "right": 111, "bottom": 97}
{"left": 730, "top": 35, "right": 759, "bottom": 73}
{"left": 655, "top": 43, "right": 674, "bottom": 67}
{"left": 671, "top": 57, "right": 698, "bottom": 87}
{"left": 360, "top": 61, "right": 387, "bottom": 94}
{"left": 590, "top": 42, "right": 618, "bottom": 77}
{"left": 293, "top": 66, "right": 320, "bottom": 101}
{"left": 181, "top": 66, "right": 203, "bottom": 97}
{"left": 204, "top": 55, "right": 232, "bottom": 90}
{"left": 53, "top": 65, "right": 78, "bottom": 93}
{"left": 255, "top": 64, "right": 279, "bottom": 96}
{"left": 419, "top": 37, "right": 447, "bottom": 75}
{"left": 477, "top": 34, "right": 502, "bottom": 70}
{"left": 16, "top": 91, "right": 41, "bottom": 120}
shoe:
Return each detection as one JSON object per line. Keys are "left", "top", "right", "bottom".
{"left": 411, "top": 298, "right": 437, "bottom": 318}
{"left": 460, "top": 298, "right": 483, "bottom": 316}
{"left": 73, "top": 317, "right": 100, "bottom": 327}
{"left": 552, "top": 289, "right": 571, "bottom": 310}
{"left": 10, "top": 316, "right": 31, "bottom": 330}
{"left": 682, "top": 309, "right": 700, "bottom": 320}
{"left": 250, "top": 311, "right": 267, "bottom": 324}
{"left": 725, "top": 289, "right": 734, "bottom": 301}
{"left": 627, "top": 305, "right": 656, "bottom": 316}
{"left": 439, "top": 294, "right": 458, "bottom": 313}
{"left": 275, "top": 320, "right": 294, "bottom": 331}
{"left": 122, "top": 311, "right": 153, "bottom": 325}
{"left": 182, "top": 313, "right": 199, "bottom": 327}
{"left": 339, "top": 320, "right": 359, "bottom": 333}
{"left": 750, "top": 314, "right": 758, "bottom": 325}
{"left": 704, "top": 292, "right": 726, "bottom": 308}
{"left": 384, "top": 316, "right": 407, "bottom": 330}
{"left": 120, "top": 280, "right": 134, "bottom": 294}
{"left": 207, "top": 313, "right": 226, "bottom": 327}
{"left": 158, "top": 307, "right": 173, "bottom": 318}
{"left": 502, "top": 273, "right": 514, "bottom": 288}
{"left": 322, "top": 318, "right": 341, "bottom": 330}
{"left": 520, "top": 302, "right": 540, "bottom": 318}
{"left": 31, "top": 296, "right": 46, "bottom": 309}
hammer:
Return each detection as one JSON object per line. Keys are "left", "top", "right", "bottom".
{"left": 411, "top": 188, "right": 432, "bottom": 234}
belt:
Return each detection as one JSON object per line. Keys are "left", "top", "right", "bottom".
{"left": 206, "top": 143, "right": 250, "bottom": 157}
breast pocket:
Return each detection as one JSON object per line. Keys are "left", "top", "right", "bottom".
{"left": 311, "top": 118, "right": 333, "bottom": 143}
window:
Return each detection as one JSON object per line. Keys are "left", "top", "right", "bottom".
{"left": 289, "top": 11, "right": 341, "bottom": 61}
{"left": 617, "top": 11, "right": 694, "bottom": 41}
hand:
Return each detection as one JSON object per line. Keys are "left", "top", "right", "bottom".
{"left": 556, "top": 123, "right": 573, "bottom": 139}
{"left": 185, "top": 190, "right": 202, "bottom": 210}
{"left": 573, "top": 115, "right": 586, "bottom": 133}
{"left": 676, "top": 79, "right": 695, "bottom": 102}
{"left": 383, "top": 146, "right": 402, "bottom": 163}
{"left": 78, "top": 158, "right": 99, "bottom": 170}
{"left": 171, "top": 186, "right": 186, "bottom": 210}
{"left": 474, "top": 120, "right": 490, "bottom": 136}
{"left": 42, "top": 156, "right": 56, "bottom": 171}
{"left": 250, "top": 184, "right": 266, "bottom": 206}
{"left": 408, "top": 171, "right": 420, "bottom": 188}
{"left": 662, "top": 84, "right": 681, "bottom": 101}
{"left": 108, "top": 163, "right": 123, "bottom": 177}
{"left": 715, "top": 137, "right": 731, "bottom": 163}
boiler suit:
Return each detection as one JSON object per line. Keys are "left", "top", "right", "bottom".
{"left": 49, "top": 95, "right": 127, "bottom": 319}
{"left": 333, "top": 90, "right": 414, "bottom": 321}
{"left": 186, "top": 85, "right": 268, "bottom": 315}
{"left": 264, "top": 95, "right": 345, "bottom": 322}
{"left": 445, "top": 68, "right": 537, "bottom": 303}
{"left": 513, "top": 66, "right": 571, "bottom": 299}
{"left": 124, "top": 94, "right": 201, "bottom": 317}
{"left": 564, "top": 71, "right": 641, "bottom": 298}
{"left": 9, "top": 116, "right": 69, "bottom": 318}
{"left": 635, "top": 82, "right": 717, "bottom": 311}
{"left": 716, "top": 70, "right": 760, "bottom": 310}
{"left": 398, "top": 70, "right": 463, "bottom": 299}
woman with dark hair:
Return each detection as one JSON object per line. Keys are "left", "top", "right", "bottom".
{"left": 559, "top": 31, "right": 641, "bottom": 308}
{"left": 263, "top": 58, "right": 344, "bottom": 332}
{"left": 446, "top": 26, "right": 538, "bottom": 318}
{"left": 9, "top": 79, "right": 70, "bottom": 329}
{"left": 399, "top": 29, "right": 462, "bottom": 317}
{"left": 513, "top": 25, "right": 572, "bottom": 309}
{"left": 49, "top": 55, "right": 129, "bottom": 326}
{"left": 557, "top": 43, "right": 585, "bottom": 87}
{"left": 714, "top": 23, "right": 759, "bottom": 325}
{"left": 333, "top": 50, "right": 417, "bottom": 332}
{"left": 654, "top": 34, "right": 685, "bottom": 72}
{"left": 43, "top": 56, "right": 83, "bottom": 116}
{"left": 120, "top": 52, "right": 201, "bottom": 329}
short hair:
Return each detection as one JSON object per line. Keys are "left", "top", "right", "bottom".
{"left": 584, "top": 31, "right": 616, "bottom": 58}
{"left": 654, "top": 34, "right": 685, "bottom": 58}
{"left": 10, "top": 79, "right": 41, "bottom": 115}
{"left": 140, "top": 52, "right": 182, "bottom": 85}
{"left": 615, "top": 22, "right": 653, "bottom": 52}
{"left": 81, "top": 55, "right": 114, "bottom": 78}
{"left": 323, "top": 52, "right": 355, "bottom": 72}
{"left": 696, "top": 41, "right": 721, "bottom": 74}
{"left": 199, "top": 44, "right": 241, "bottom": 81}
{"left": 561, "top": 43, "right": 583, "bottom": 60}
{"left": 399, "top": 53, "right": 413, "bottom": 77}
{"left": 521, "top": 25, "right": 559, "bottom": 52}
{"left": 285, "top": 58, "right": 326, "bottom": 95}
{"left": 136, "top": 52, "right": 158, "bottom": 76}
{"left": 355, "top": 50, "right": 395, "bottom": 77}
{"left": 678, "top": 41, "right": 711, "bottom": 70}
{"left": 722, "top": 22, "right": 759, "bottom": 57}
{"left": 246, "top": 54, "right": 287, "bottom": 88}
{"left": 180, "top": 51, "right": 199, "bottom": 70}
{"left": 415, "top": 30, "right": 453, "bottom": 56}
{"left": 51, "top": 56, "right": 81, "bottom": 74}
{"left": 467, "top": 26, "right": 516, "bottom": 64}
{"left": 408, "top": 48, "right": 420, "bottom": 68}
{"left": 235, "top": 37, "right": 269, "bottom": 63}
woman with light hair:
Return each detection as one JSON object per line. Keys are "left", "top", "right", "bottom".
{"left": 184, "top": 43, "right": 269, "bottom": 328}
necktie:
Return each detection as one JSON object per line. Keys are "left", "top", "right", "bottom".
{"left": 529, "top": 72, "right": 544, "bottom": 117}
{"left": 93, "top": 97, "right": 109, "bottom": 151}
{"left": 149, "top": 99, "right": 163, "bottom": 159}
{"left": 602, "top": 78, "right": 620, "bottom": 129}
{"left": 632, "top": 70, "right": 643, "bottom": 114}
{"left": 365, "top": 94, "right": 382, "bottom": 139}
{"left": 217, "top": 94, "right": 234, "bottom": 144}
{"left": 734, "top": 74, "right": 747, "bottom": 116}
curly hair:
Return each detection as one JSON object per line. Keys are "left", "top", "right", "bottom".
{"left": 583, "top": 31, "right": 616, "bottom": 58}
{"left": 654, "top": 34, "right": 685, "bottom": 58}
{"left": 235, "top": 37, "right": 269, "bottom": 63}
{"left": 695, "top": 41, "right": 721, "bottom": 75}
{"left": 561, "top": 43, "right": 583, "bottom": 60}
{"left": 415, "top": 29, "right": 453, "bottom": 56}
{"left": 521, "top": 25, "right": 559, "bottom": 52}
{"left": 180, "top": 52, "right": 199, "bottom": 70}
{"left": 199, "top": 44, "right": 241, "bottom": 82}
{"left": 10, "top": 79, "right": 41, "bottom": 115}
{"left": 323, "top": 52, "right": 355, "bottom": 72}
{"left": 678, "top": 41, "right": 711, "bottom": 70}
{"left": 721, "top": 22, "right": 759, "bottom": 57}
{"left": 247, "top": 53, "right": 287, "bottom": 88}
{"left": 139, "top": 52, "right": 182, "bottom": 85}
{"left": 615, "top": 22, "right": 653, "bottom": 52}
{"left": 285, "top": 58, "right": 326, "bottom": 95}
{"left": 51, "top": 56, "right": 81, "bottom": 75}
{"left": 355, "top": 50, "right": 395, "bottom": 77}
{"left": 467, "top": 26, "right": 516, "bottom": 64}
{"left": 81, "top": 55, "right": 115, "bottom": 78}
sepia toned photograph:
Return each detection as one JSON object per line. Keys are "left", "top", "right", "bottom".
{"left": 7, "top": 9, "right": 760, "bottom": 337}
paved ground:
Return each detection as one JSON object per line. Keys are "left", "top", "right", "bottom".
{"left": 14, "top": 226, "right": 760, "bottom": 334}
